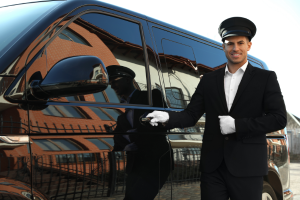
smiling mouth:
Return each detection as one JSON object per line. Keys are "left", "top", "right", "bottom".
{"left": 231, "top": 53, "right": 241, "bottom": 58}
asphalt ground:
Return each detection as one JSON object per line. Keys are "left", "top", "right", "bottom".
{"left": 290, "top": 162, "right": 300, "bottom": 200}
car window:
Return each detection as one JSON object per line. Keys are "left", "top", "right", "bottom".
{"left": 25, "top": 12, "right": 149, "bottom": 105}
{"left": 161, "top": 39, "right": 197, "bottom": 108}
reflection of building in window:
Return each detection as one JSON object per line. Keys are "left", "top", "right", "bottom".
{"left": 87, "top": 138, "right": 114, "bottom": 150}
{"left": 33, "top": 139, "right": 81, "bottom": 151}
{"left": 77, "top": 153, "right": 95, "bottom": 162}
{"left": 165, "top": 88, "right": 186, "bottom": 108}
{"left": 13, "top": 186, "right": 26, "bottom": 190}
{"left": 42, "top": 105, "right": 86, "bottom": 118}
{"left": 89, "top": 107, "right": 121, "bottom": 121}
{"left": 0, "top": 182, "right": 14, "bottom": 185}
{"left": 56, "top": 27, "right": 90, "bottom": 46}
{"left": 91, "top": 64, "right": 105, "bottom": 80}
{"left": 93, "top": 85, "right": 120, "bottom": 103}
{"left": 87, "top": 138, "right": 122, "bottom": 160}
{"left": 65, "top": 96, "right": 80, "bottom": 101}
{"left": 33, "top": 139, "right": 95, "bottom": 163}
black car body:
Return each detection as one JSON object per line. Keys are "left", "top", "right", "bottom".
{"left": 0, "top": 0, "right": 293, "bottom": 199}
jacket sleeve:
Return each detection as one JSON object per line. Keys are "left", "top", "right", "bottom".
{"left": 235, "top": 71, "right": 287, "bottom": 140}
{"left": 167, "top": 75, "right": 206, "bottom": 129}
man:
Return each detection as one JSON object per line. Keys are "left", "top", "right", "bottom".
{"left": 147, "top": 17, "right": 287, "bottom": 200}
{"left": 106, "top": 65, "right": 172, "bottom": 200}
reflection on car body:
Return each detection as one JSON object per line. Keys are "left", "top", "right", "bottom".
{"left": 0, "top": 0, "right": 293, "bottom": 199}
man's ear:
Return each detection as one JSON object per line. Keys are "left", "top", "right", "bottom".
{"left": 247, "top": 41, "right": 252, "bottom": 51}
{"left": 222, "top": 43, "right": 225, "bottom": 52}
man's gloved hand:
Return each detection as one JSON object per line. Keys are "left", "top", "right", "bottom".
{"left": 146, "top": 111, "right": 169, "bottom": 126}
{"left": 218, "top": 115, "right": 235, "bottom": 135}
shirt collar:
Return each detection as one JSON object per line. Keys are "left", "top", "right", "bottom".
{"left": 225, "top": 60, "right": 248, "bottom": 75}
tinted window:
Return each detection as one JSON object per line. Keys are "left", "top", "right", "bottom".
{"left": 78, "top": 153, "right": 96, "bottom": 162}
{"left": 161, "top": 39, "right": 197, "bottom": 108}
{"left": 104, "top": 85, "right": 120, "bottom": 103}
{"left": 33, "top": 139, "right": 61, "bottom": 151}
{"left": 56, "top": 154, "right": 76, "bottom": 163}
{"left": 42, "top": 105, "right": 85, "bottom": 118}
{"left": 102, "top": 138, "right": 114, "bottom": 146}
{"left": 87, "top": 138, "right": 111, "bottom": 150}
{"left": 56, "top": 106, "right": 84, "bottom": 118}
{"left": 51, "top": 139, "right": 80, "bottom": 150}
{"left": 165, "top": 88, "right": 186, "bottom": 108}
{"left": 33, "top": 139, "right": 81, "bottom": 151}
{"left": 102, "top": 108, "right": 121, "bottom": 120}
{"left": 153, "top": 28, "right": 227, "bottom": 70}
{"left": 42, "top": 12, "right": 148, "bottom": 105}
{"left": 152, "top": 27, "right": 211, "bottom": 133}
{"left": 42, "top": 106, "right": 63, "bottom": 117}
{"left": 0, "top": 182, "right": 14, "bottom": 185}
{"left": 93, "top": 91, "right": 107, "bottom": 102}
{"left": 89, "top": 107, "right": 111, "bottom": 120}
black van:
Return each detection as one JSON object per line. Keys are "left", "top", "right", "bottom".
{"left": 0, "top": 0, "right": 293, "bottom": 199}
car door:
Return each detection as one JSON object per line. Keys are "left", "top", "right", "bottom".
{"left": 24, "top": 6, "right": 172, "bottom": 200}
{"left": 148, "top": 21, "right": 230, "bottom": 198}
{"left": 0, "top": 1, "right": 66, "bottom": 199}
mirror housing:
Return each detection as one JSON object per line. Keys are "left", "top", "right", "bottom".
{"left": 30, "top": 56, "right": 109, "bottom": 100}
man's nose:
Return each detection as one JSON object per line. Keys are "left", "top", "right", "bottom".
{"left": 233, "top": 44, "right": 239, "bottom": 51}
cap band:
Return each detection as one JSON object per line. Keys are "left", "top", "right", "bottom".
{"left": 222, "top": 30, "right": 252, "bottom": 38}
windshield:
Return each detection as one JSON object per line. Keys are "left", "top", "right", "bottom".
{"left": 0, "top": 1, "right": 62, "bottom": 58}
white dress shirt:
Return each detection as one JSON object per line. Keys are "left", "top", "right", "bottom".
{"left": 223, "top": 61, "right": 248, "bottom": 132}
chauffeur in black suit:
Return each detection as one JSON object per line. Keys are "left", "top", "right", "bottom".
{"left": 147, "top": 17, "right": 287, "bottom": 200}
{"left": 106, "top": 65, "right": 171, "bottom": 200}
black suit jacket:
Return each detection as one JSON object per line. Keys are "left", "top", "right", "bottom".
{"left": 167, "top": 63, "right": 287, "bottom": 177}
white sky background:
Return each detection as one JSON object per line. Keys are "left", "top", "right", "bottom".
{"left": 1, "top": 0, "right": 300, "bottom": 118}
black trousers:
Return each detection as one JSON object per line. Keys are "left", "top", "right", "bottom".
{"left": 200, "top": 160, "right": 263, "bottom": 200}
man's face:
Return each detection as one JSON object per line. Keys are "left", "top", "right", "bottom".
{"left": 109, "top": 77, "right": 131, "bottom": 97}
{"left": 222, "top": 36, "right": 252, "bottom": 66}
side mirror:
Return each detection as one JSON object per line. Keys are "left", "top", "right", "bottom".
{"left": 30, "top": 56, "right": 109, "bottom": 100}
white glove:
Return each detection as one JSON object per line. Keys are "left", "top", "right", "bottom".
{"left": 218, "top": 115, "right": 235, "bottom": 135}
{"left": 146, "top": 111, "right": 169, "bottom": 126}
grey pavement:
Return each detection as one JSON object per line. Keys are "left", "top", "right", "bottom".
{"left": 290, "top": 162, "right": 300, "bottom": 200}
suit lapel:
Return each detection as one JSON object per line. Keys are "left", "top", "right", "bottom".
{"left": 216, "top": 67, "right": 229, "bottom": 113}
{"left": 229, "top": 63, "right": 255, "bottom": 112}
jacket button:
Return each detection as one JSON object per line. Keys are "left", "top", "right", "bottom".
{"left": 225, "top": 137, "right": 229, "bottom": 140}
